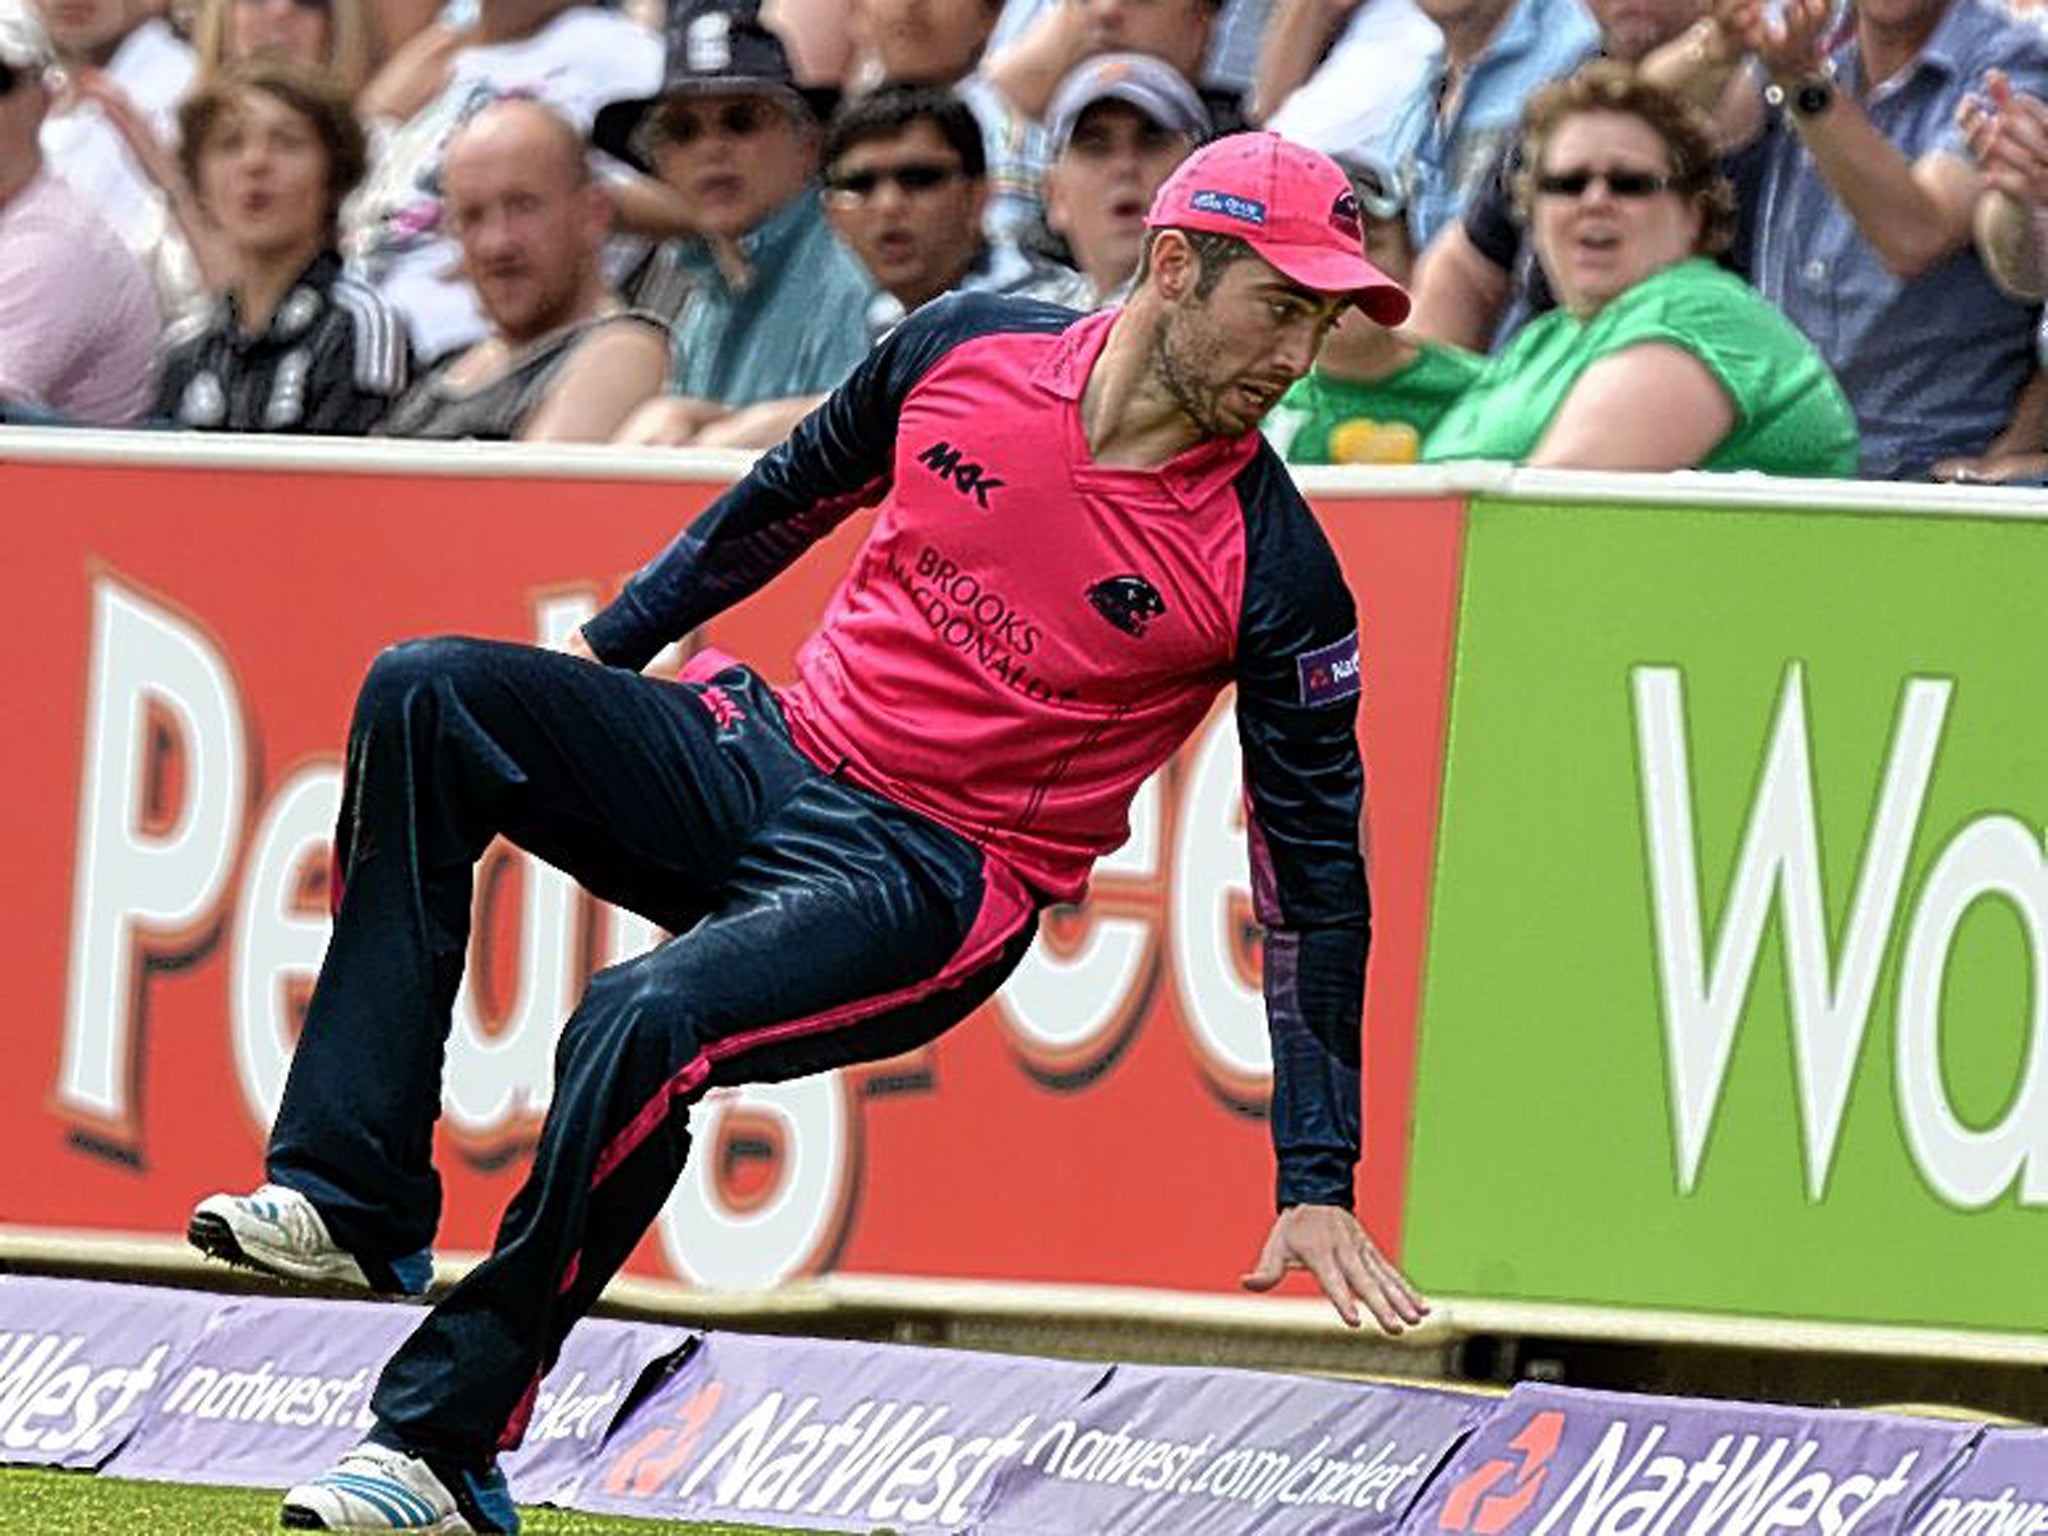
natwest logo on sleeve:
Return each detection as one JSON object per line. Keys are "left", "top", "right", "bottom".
{"left": 1424, "top": 1391, "right": 1972, "bottom": 1536}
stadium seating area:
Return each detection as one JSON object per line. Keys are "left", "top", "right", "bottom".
{"left": 6, "top": 0, "right": 2048, "bottom": 477}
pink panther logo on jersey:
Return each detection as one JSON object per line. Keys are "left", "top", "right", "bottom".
{"left": 1297, "top": 631, "right": 1361, "bottom": 707}
{"left": 1086, "top": 575, "right": 1167, "bottom": 637}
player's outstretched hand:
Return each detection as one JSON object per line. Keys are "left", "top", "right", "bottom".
{"left": 1242, "top": 1204, "right": 1430, "bottom": 1334}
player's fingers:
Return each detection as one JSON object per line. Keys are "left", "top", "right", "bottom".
{"left": 1333, "top": 1242, "right": 1404, "bottom": 1334}
{"left": 1303, "top": 1247, "right": 1362, "bottom": 1329}
{"left": 1348, "top": 1237, "right": 1422, "bottom": 1320}
{"left": 1362, "top": 1245, "right": 1431, "bottom": 1324}
{"left": 1240, "top": 1234, "right": 1292, "bottom": 1292}
{"left": 1989, "top": 68, "right": 2014, "bottom": 110}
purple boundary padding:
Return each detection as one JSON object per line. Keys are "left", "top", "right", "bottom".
{"left": 102, "top": 1291, "right": 693, "bottom": 1499}
{"left": 979, "top": 1361, "right": 1487, "bottom": 1535}
{"left": 104, "top": 1294, "right": 422, "bottom": 1489}
{"left": 1401, "top": 1382, "right": 1982, "bottom": 1536}
{"left": 1907, "top": 1428, "right": 2048, "bottom": 1536}
{"left": 0, "top": 1275, "right": 218, "bottom": 1469}
{"left": 574, "top": 1330, "right": 1108, "bottom": 1533}
{"left": 7, "top": 1276, "right": 2032, "bottom": 1536}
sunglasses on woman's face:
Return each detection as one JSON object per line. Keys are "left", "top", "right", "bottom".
{"left": 0, "top": 62, "right": 21, "bottom": 95}
{"left": 653, "top": 98, "right": 780, "bottom": 145}
{"left": 1534, "top": 167, "right": 1678, "bottom": 199}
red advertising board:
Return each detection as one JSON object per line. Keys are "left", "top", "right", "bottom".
{"left": 1, "top": 445, "right": 1461, "bottom": 1300}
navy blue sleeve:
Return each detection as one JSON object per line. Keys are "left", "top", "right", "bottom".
{"left": 1231, "top": 448, "right": 1370, "bottom": 1212}
{"left": 582, "top": 293, "right": 1080, "bottom": 670}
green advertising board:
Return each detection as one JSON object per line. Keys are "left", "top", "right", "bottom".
{"left": 1403, "top": 493, "right": 2048, "bottom": 1332}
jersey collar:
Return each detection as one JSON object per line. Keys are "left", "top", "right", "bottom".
{"left": 1032, "top": 304, "right": 1264, "bottom": 509}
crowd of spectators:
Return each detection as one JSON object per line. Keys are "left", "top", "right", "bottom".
{"left": 6, "top": 0, "right": 2048, "bottom": 479}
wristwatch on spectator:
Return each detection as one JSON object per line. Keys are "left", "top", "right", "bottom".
{"left": 1765, "top": 70, "right": 1837, "bottom": 119}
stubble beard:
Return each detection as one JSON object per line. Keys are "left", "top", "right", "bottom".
{"left": 1147, "top": 304, "right": 1239, "bottom": 440}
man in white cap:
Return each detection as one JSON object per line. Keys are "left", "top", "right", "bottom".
{"left": 0, "top": 0, "right": 158, "bottom": 424}
{"left": 195, "top": 130, "right": 1427, "bottom": 1534}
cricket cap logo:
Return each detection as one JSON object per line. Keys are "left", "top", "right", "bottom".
{"left": 1439, "top": 1410, "right": 1565, "bottom": 1535}
{"left": 1086, "top": 574, "right": 1167, "bottom": 637}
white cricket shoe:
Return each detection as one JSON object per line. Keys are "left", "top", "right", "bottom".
{"left": 281, "top": 1442, "right": 518, "bottom": 1532}
{"left": 188, "top": 1184, "right": 432, "bottom": 1297}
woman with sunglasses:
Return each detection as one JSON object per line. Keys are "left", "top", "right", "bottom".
{"left": 1424, "top": 63, "right": 1858, "bottom": 474}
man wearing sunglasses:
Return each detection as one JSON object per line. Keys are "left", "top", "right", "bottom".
{"left": 0, "top": 0, "right": 159, "bottom": 424}
{"left": 197, "top": 130, "right": 1433, "bottom": 1533}
{"left": 826, "top": 83, "right": 1089, "bottom": 337}
{"left": 597, "top": 0, "right": 874, "bottom": 449}
{"left": 656, "top": 82, "right": 1094, "bottom": 453}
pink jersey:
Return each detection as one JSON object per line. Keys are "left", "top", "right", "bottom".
{"left": 585, "top": 294, "right": 1370, "bottom": 1206}
{"left": 780, "top": 308, "right": 1262, "bottom": 901}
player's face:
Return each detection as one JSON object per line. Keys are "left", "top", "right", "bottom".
{"left": 444, "top": 127, "right": 598, "bottom": 344}
{"left": 647, "top": 90, "right": 816, "bottom": 242}
{"left": 1530, "top": 111, "right": 1702, "bottom": 318}
{"left": 1074, "top": 0, "right": 1211, "bottom": 82}
{"left": 1149, "top": 245, "right": 1345, "bottom": 439}
{"left": 194, "top": 86, "right": 332, "bottom": 264}
{"left": 1046, "top": 102, "right": 1193, "bottom": 295}
{"left": 851, "top": 0, "right": 997, "bottom": 84}
{"left": 825, "top": 119, "right": 985, "bottom": 309}
{"left": 226, "top": 0, "right": 333, "bottom": 69}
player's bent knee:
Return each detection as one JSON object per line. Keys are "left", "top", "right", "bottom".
{"left": 356, "top": 636, "right": 491, "bottom": 717}
{"left": 558, "top": 963, "right": 700, "bottom": 1074}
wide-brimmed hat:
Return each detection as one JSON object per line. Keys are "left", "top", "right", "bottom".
{"left": 592, "top": 0, "right": 829, "bottom": 173}
{"left": 1145, "top": 132, "right": 1411, "bottom": 324}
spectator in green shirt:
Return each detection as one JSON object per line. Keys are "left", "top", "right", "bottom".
{"left": 1265, "top": 155, "right": 1484, "bottom": 465}
{"left": 1423, "top": 63, "right": 1859, "bottom": 475}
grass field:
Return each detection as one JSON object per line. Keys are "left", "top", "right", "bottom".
{"left": 0, "top": 1468, "right": 836, "bottom": 1535}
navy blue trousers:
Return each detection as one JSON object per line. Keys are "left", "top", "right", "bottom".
{"left": 265, "top": 637, "right": 1037, "bottom": 1461}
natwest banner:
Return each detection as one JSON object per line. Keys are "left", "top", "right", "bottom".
{"left": 579, "top": 1331, "right": 1099, "bottom": 1532}
{"left": 1908, "top": 1430, "right": 2048, "bottom": 1536}
{"left": 2, "top": 443, "right": 1462, "bottom": 1300}
{"left": 1403, "top": 1384, "right": 1976, "bottom": 1536}
{"left": 981, "top": 1364, "right": 1482, "bottom": 1535}
{"left": 0, "top": 1276, "right": 216, "bottom": 1467}
{"left": 100, "top": 1293, "right": 688, "bottom": 1502}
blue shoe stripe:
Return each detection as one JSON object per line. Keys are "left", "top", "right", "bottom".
{"left": 323, "top": 1474, "right": 427, "bottom": 1526}
{"left": 322, "top": 1471, "right": 437, "bottom": 1526}
{"left": 316, "top": 1476, "right": 410, "bottom": 1526}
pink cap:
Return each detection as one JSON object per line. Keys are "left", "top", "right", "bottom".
{"left": 1145, "top": 132, "right": 1411, "bottom": 325}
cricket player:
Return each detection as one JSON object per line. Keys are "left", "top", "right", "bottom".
{"left": 189, "top": 131, "right": 1428, "bottom": 1534}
